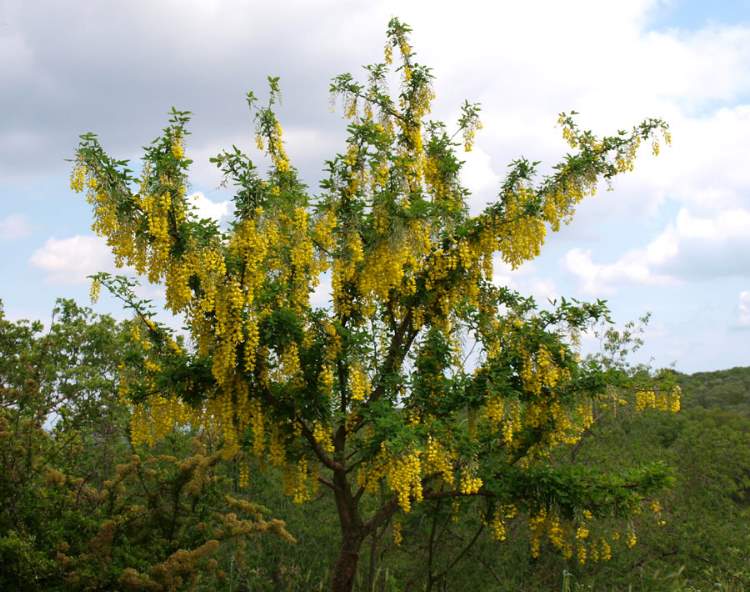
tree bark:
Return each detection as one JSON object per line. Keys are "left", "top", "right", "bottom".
{"left": 331, "top": 529, "right": 365, "bottom": 592}
{"left": 330, "top": 464, "right": 365, "bottom": 592}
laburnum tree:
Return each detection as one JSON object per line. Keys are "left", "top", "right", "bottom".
{"left": 71, "top": 19, "right": 679, "bottom": 592}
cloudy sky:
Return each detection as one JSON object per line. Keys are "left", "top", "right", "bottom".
{"left": 1, "top": 0, "right": 749, "bottom": 372}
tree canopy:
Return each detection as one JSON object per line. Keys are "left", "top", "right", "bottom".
{"left": 71, "top": 18, "right": 677, "bottom": 592}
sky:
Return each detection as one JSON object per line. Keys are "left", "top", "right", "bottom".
{"left": 1, "top": 0, "right": 749, "bottom": 373}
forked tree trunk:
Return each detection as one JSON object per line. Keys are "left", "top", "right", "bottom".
{"left": 328, "top": 470, "right": 401, "bottom": 591}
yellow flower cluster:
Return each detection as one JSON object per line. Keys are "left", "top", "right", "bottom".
{"left": 392, "top": 520, "right": 402, "bottom": 546}
{"left": 268, "top": 425, "right": 286, "bottom": 467}
{"left": 424, "top": 241, "right": 474, "bottom": 292}
{"left": 670, "top": 385, "right": 682, "bottom": 412}
{"left": 318, "top": 364, "right": 335, "bottom": 395}
{"left": 520, "top": 345, "right": 569, "bottom": 396}
{"left": 312, "top": 209, "right": 337, "bottom": 256}
{"left": 459, "top": 467, "right": 482, "bottom": 495}
{"left": 387, "top": 451, "right": 423, "bottom": 512}
{"left": 359, "top": 238, "right": 415, "bottom": 306}
{"left": 70, "top": 163, "right": 87, "bottom": 193}
{"left": 355, "top": 463, "right": 378, "bottom": 495}
{"left": 267, "top": 120, "right": 290, "bottom": 173}
{"left": 599, "top": 538, "right": 612, "bottom": 561}
{"left": 485, "top": 396, "right": 504, "bottom": 425}
{"left": 558, "top": 116, "right": 579, "bottom": 149}
{"left": 424, "top": 436, "right": 455, "bottom": 486}
{"left": 283, "top": 458, "right": 311, "bottom": 504}
{"left": 527, "top": 508, "right": 616, "bottom": 563}
{"left": 384, "top": 43, "right": 393, "bottom": 65}
{"left": 171, "top": 138, "right": 184, "bottom": 160}
{"left": 484, "top": 370, "right": 594, "bottom": 456}
{"left": 312, "top": 421, "right": 334, "bottom": 454}
{"left": 463, "top": 118, "right": 483, "bottom": 153}
{"left": 247, "top": 399, "right": 265, "bottom": 458}
{"left": 332, "top": 232, "right": 364, "bottom": 316}
{"left": 423, "top": 155, "right": 447, "bottom": 203}
{"left": 502, "top": 399, "right": 522, "bottom": 446}
{"left": 542, "top": 179, "right": 592, "bottom": 232}
{"left": 497, "top": 187, "right": 547, "bottom": 269}
{"left": 349, "top": 364, "right": 369, "bottom": 402}
{"left": 238, "top": 461, "right": 249, "bottom": 488}
{"left": 529, "top": 508, "right": 547, "bottom": 558}
{"left": 635, "top": 386, "right": 681, "bottom": 413}
{"left": 490, "top": 510, "right": 507, "bottom": 542}
{"left": 89, "top": 276, "right": 101, "bottom": 303}
{"left": 275, "top": 342, "right": 302, "bottom": 385}
{"left": 129, "top": 395, "right": 203, "bottom": 448}
{"left": 546, "top": 401, "right": 590, "bottom": 446}
{"left": 124, "top": 315, "right": 271, "bottom": 459}
{"left": 547, "top": 515, "right": 565, "bottom": 550}
{"left": 650, "top": 499, "right": 667, "bottom": 527}
{"left": 331, "top": 218, "right": 432, "bottom": 320}
{"left": 487, "top": 504, "right": 516, "bottom": 543}
{"left": 229, "top": 217, "right": 270, "bottom": 306}
{"left": 616, "top": 137, "right": 641, "bottom": 173}
{"left": 577, "top": 542, "right": 587, "bottom": 565}
{"left": 218, "top": 392, "right": 239, "bottom": 457}
{"left": 626, "top": 527, "right": 637, "bottom": 548}
{"left": 283, "top": 208, "right": 319, "bottom": 312}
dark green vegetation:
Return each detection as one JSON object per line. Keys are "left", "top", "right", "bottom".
{"left": 1, "top": 299, "right": 748, "bottom": 590}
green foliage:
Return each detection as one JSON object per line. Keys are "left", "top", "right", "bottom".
{"left": 3, "top": 297, "right": 749, "bottom": 589}
{"left": 0, "top": 300, "right": 292, "bottom": 591}
{"left": 679, "top": 366, "right": 750, "bottom": 414}
{"left": 376, "top": 367, "right": 750, "bottom": 591}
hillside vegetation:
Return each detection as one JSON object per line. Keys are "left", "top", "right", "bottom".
{"left": 1, "top": 301, "right": 748, "bottom": 591}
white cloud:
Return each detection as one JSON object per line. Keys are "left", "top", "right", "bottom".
{"left": 6, "top": 0, "right": 750, "bottom": 373}
{"left": 660, "top": 208, "right": 750, "bottom": 278}
{"left": 565, "top": 207, "right": 750, "bottom": 294}
{"left": 489, "top": 257, "right": 559, "bottom": 306}
{"left": 564, "top": 247, "right": 673, "bottom": 295}
{"left": 629, "top": 106, "right": 750, "bottom": 212}
{"left": 528, "top": 279, "right": 559, "bottom": 305}
{"left": 30, "top": 235, "right": 115, "bottom": 284}
{"left": 189, "top": 192, "right": 232, "bottom": 222}
{"left": 28, "top": 195, "right": 230, "bottom": 285}
{"left": 739, "top": 291, "right": 750, "bottom": 327}
{"left": 0, "top": 213, "right": 31, "bottom": 240}
{"left": 406, "top": 4, "right": 750, "bottom": 229}
{"left": 460, "top": 146, "right": 501, "bottom": 214}
{"left": 0, "top": 30, "right": 34, "bottom": 81}
{"left": 311, "top": 271, "right": 333, "bottom": 309}
{"left": 492, "top": 257, "right": 522, "bottom": 289}
{"left": 186, "top": 126, "right": 345, "bottom": 191}
{"left": 284, "top": 126, "right": 345, "bottom": 168}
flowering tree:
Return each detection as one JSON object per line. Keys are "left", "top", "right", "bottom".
{"left": 72, "top": 19, "right": 678, "bottom": 592}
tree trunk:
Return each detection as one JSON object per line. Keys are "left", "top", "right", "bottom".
{"left": 365, "top": 527, "right": 380, "bottom": 592}
{"left": 330, "top": 461, "right": 365, "bottom": 592}
{"left": 331, "top": 530, "right": 364, "bottom": 592}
